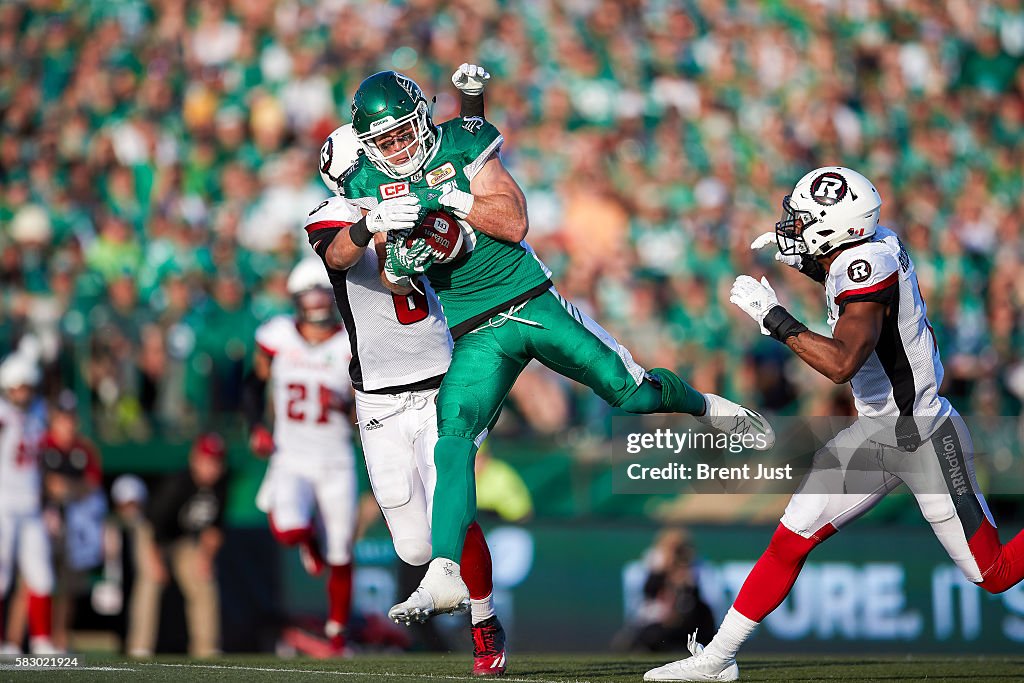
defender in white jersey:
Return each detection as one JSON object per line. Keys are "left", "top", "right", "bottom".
{"left": 305, "top": 66, "right": 508, "bottom": 677}
{"left": 244, "top": 259, "right": 356, "bottom": 655}
{"left": 0, "top": 354, "right": 57, "bottom": 655}
{"left": 647, "top": 167, "right": 1024, "bottom": 681}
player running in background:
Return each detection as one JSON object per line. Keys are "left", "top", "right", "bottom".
{"left": 340, "top": 68, "right": 775, "bottom": 622}
{"left": 306, "top": 65, "right": 508, "bottom": 676}
{"left": 0, "top": 353, "right": 58, "bottom": 655}
{"left": 646, "top": 167, "right": 1024, "bottom": 681}
{"left": 244, "top": 259, "right": 356, "bottom": 656}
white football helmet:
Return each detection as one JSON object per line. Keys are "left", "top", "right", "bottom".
{"left": 0, "top": 353, "right": 40, "bottom": 391}
{"left": 287, "top": 257, "right": 333, "bottom": 295}
{"left": 287, "top": 257, "right": 337, "bottom": 326}
{"left": 319, "top": 124, "right": 362, "bottom": 195}
{"left": 776, "top": 166, "right": 881, "bottom": 257}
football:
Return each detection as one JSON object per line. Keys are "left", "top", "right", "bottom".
{"left": 405, "top": 209, "right": 467, "bottom": 263}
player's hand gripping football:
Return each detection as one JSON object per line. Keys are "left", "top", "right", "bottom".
{"left": 383, "top": 238, "right": 436, "bottom": 287}
{"left": 367, "top": 195, "right": 421, "bottom": 233}
{"left": 451, "top": 63, "right": 490, "bottom": 96}
{"left": 729, "top": 275, "right": 780, "bottom": 335}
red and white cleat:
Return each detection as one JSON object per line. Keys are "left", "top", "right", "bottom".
{"left": 324, "top": 619, "right": 349, "bottom": 657}
{"left": 471, "top": 616, "right": 507, "bottom": 677}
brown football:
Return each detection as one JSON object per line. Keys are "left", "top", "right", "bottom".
{"left": 405, "top": 210, "right": 467, "bottom": 263}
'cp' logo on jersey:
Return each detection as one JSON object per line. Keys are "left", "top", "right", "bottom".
{"left": 380, "top": 181, "right": 409, "bottom": 199}
{"left": 810, "top": 172, "right": 848, "bottom": 206}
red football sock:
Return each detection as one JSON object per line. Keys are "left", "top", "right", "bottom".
{"left": 268, "top": 515, "right": 313, "bottom": 546}
{"left": 969, "top": 520, "right": 1024, "bottom": 594}
{"left": 460, "top": 522, "right": 493, "bottom": 600}
{"left": 733, "top": 523, "right": 836, "bottom": 622}
{"left": 327, "top": 564, "right": 352, "bottom": 626}
{"left": 27, "top": 593, "right": 52, "bottom": 638}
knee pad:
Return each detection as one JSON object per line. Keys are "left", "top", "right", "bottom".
{"left": 393, "top": 537, "right": 432, "bottom": 566}
{"left": 25, "top": 568, "right": 54, "bottom": 596}
{"left": 368, "top": 460, "right": 413, "bottom": 510}
{"left": 616, "top": 378, "right": 660, "bottom": 412}
{"left": 437, "top": 395, "right": 483, "bottom": 440}
{"left": 916, "top": 493, "right": 956, "bottom": 524}
{"left": 780, "top": 493, "right": 835, "bottom": 535}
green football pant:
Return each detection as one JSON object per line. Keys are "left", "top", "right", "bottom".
{"left": 430, "top": 288, "right": 705, "bottom": 560}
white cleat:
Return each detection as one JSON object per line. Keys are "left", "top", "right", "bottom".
{"left": 697, "top": 394, "right": 775, "bottom": 451}
{"left": 644, "top": 632, "right": 739, "bottom": 681}
{"left": 0, "top": 642, "right": 22, "bottom": 655}
{"left": 388, "top": 558, "right": 469, "bottom": 625}
{"left": 29, "top": 637, "right": 62, "bottom": 655}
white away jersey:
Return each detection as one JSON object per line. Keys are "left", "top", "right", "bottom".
{"left": 0, "top": 398, "right": 44, "bottom": 513}
{"left": 255, "top": 316, "right": 354, "bottom": 465}
{"left": 304, "top": 197, "right": 452, "bottom": 392}
{"left": 825, "top": 227, "right": 952, "bottom": 441}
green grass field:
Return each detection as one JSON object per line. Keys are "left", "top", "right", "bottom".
{"left": 3, "top": 654, "right": 1024, "bottom": 682}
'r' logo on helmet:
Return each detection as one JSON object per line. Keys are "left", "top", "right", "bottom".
{"left": 810, "top": 172, "right": 848, "bottom": 206}
{"left": 320, "top": 138, "right": 333, "bottom": 173}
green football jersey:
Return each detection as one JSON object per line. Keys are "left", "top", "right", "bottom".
{"left": 342, "top": 117, "right": 551, "bottom": 337}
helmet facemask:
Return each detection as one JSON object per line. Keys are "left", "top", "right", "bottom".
{"left": 356, "top": 101, "right": 437, "bottom": 179}
{"left": 775, "top": 196, "right": 819, "bottom": 256}
{"left": 295, "top": 287, "right": 338, "bottom": 328}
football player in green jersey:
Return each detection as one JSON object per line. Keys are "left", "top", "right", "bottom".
{"left": 335, "top": 69, "right": 776, "bottom": 624}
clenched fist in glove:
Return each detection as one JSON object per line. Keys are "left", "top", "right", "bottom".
{"left": 451, "top": 63, "right": 491, "bottom": 96}
{"left": 367, "top": 194, "right": 421, "bottom": 234}
{"left": 383, "top": 238, "right": 436, "bottom": 287}
{"left": 729, "top": 275, "right": 781, "bottom": 335}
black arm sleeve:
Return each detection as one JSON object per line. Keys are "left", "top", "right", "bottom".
{"left": 460, "top": 91, "right": 485, "bottom": 118}
{"left": 837, "top": 281, "right": 898, "bottom": 316}
{"left": 241, "top": 369, "right": 267, "bottom": 431}
{"left": 308, "top": 227, "right": 342, "bottom": 261}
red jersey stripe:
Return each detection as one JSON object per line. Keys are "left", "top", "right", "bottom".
{"left": 305, "top": 220, "right": 353, "bottom": 234}
{"left": 834, "top": 271, "right": 898, "bottom": 304}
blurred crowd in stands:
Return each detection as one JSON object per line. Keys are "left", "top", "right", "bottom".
{"left": 1, "top": 0, "right": 1023, "bottom": 445}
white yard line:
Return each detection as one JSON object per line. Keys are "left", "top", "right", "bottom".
{"left": 140, "top": 662, "right": 592, "bottom": 683}
{"left": 0, "top": 665, "right": 138, "bottom": 672}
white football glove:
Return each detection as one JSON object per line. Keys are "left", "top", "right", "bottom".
{"left": 451, "top": 63, "right": 490, "bottom": 96}
{"left": 367, "top": 195, "right": 421, "bottom": 234}
{"left": 438, "top": 186, "right": 474, "bottom": 219}
{"left": 751, "top": 231, "right": 801, "bottom": 269}
{"left": 729, "top": 275, "right": 781, "bottom": 335}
